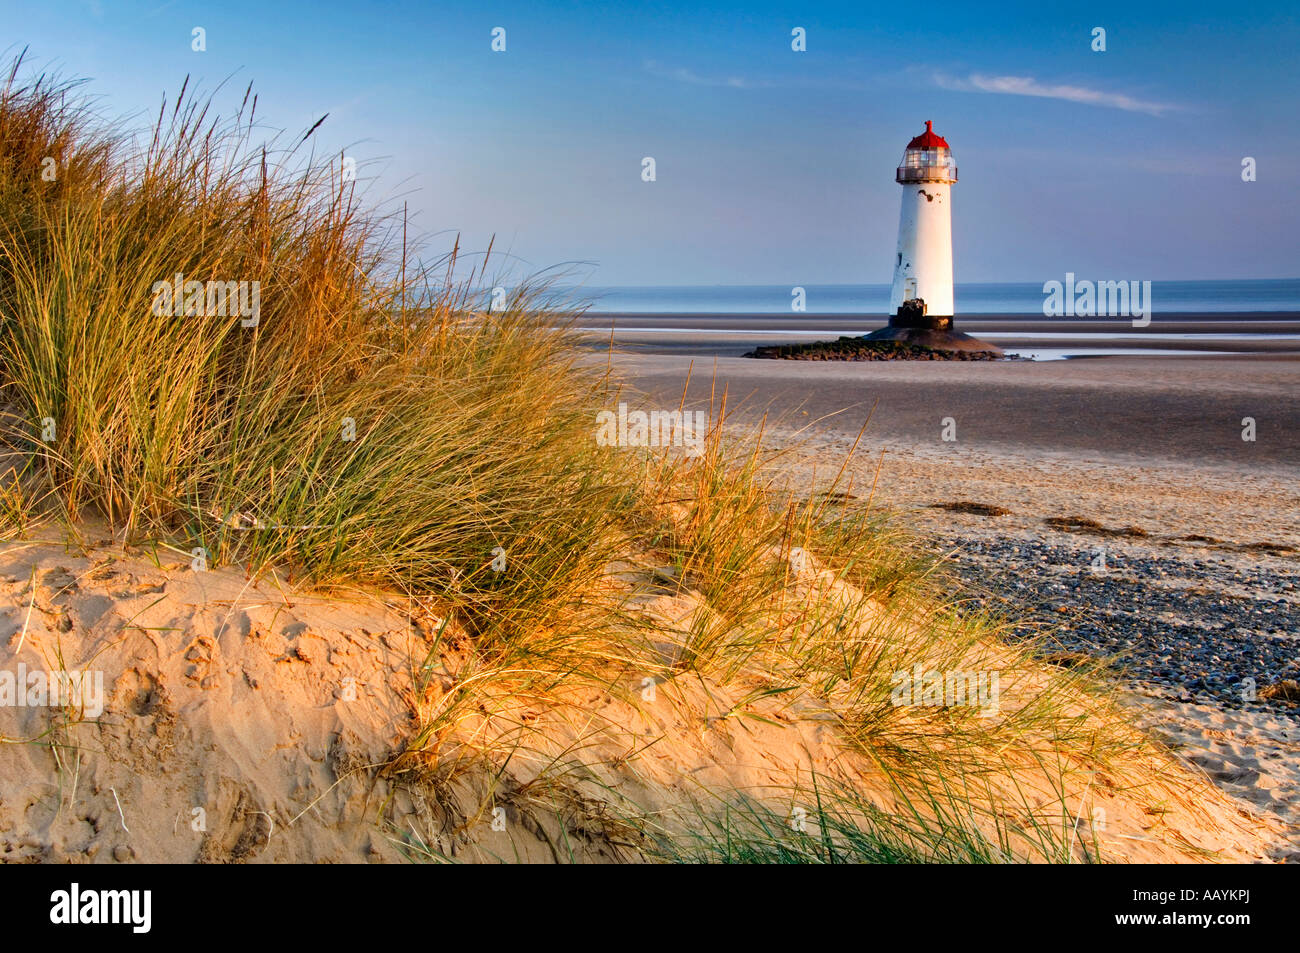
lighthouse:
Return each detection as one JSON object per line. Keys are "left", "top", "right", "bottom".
{"left": 866, "top": 121, "right": 998, "bottom": 354}
{"left": 890, "top": 120, "right": 956, "bottom": 323}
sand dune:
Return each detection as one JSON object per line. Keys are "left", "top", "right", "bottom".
{"left": 1, "top": 527, "right": 1286, "bottom": 863}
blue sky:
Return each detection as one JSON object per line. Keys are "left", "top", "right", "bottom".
{"left": 4, "top": 0, "right": 1297, "bottom": 285}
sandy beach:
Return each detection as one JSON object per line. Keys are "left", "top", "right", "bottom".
{"left": 5, "top": 345, "right": 1294, "bottom": 863}
{"left": 604, "top": 347, "right": 1300, "bottom": 858}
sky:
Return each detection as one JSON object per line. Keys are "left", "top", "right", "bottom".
{"left": 3, "top": 0, "right": 1297, "bottom": 286}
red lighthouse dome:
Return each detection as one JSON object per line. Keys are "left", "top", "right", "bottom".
{"left": 897, "top": 120, "right": 957, "bottom": 184}
{"left": 906, "top": 120, "right": 950, "bottom": 151}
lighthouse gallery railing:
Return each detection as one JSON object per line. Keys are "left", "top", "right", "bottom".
{"left": 896, "top": 163, "right": 958, "bottom": 184}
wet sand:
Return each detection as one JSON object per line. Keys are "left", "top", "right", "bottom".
{"left": 606, "top": 352, "right": 1300, "bottom": 467}
{"left": 578, "top": 311, "right": 1300, "bottom": 357}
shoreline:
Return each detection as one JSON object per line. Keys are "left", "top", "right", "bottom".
{"left": 573, "top": 312, "right": 1300, "bottom": 358}
{"left": 581, "top": 309, "right": 1300, "bottom": 320}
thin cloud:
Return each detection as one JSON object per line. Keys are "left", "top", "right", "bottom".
{"left": 935, "top": 72, "right": 1176, "bottom": 116}
{"left": 644, "top": 59, "right": 773, "bottom": 90}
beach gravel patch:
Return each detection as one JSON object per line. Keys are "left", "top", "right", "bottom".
{"left": 932, "top": 501, "right": 1012, "bottom": 517}
{"left": 1044, "top": 516, "right": 1149, "bottom": 538}
{"left": 944, "top": 536, "right": 1300, "bottom": 712}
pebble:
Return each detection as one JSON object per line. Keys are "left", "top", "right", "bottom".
{"left": 942, "top": 536, "right": 1300, "bottom": 712}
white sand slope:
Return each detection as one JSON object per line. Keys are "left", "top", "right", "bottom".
{"left": 1138, "top": 698, "right": 1300, "bottom": 861}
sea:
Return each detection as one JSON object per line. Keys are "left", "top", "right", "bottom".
{"left": 565, "top": 279, "right": 1299, "bottom": 315}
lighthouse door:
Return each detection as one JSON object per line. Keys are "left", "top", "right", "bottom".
{"left": 904, "top": 278, "right": 917, "bottom": 300}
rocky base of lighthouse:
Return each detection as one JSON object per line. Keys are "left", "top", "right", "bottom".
{"left": 861, "top": 324, "right": 1004, "bottom": 356}
{"left": 745, "top": 336, "right": 1003, "bottom": 361}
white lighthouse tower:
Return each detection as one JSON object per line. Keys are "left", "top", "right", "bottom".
{"left": 890, "top": 120, "right": 956, "bottom": 323}
{"left": 866, "top": 121, "right": 997, "bottom": 354}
